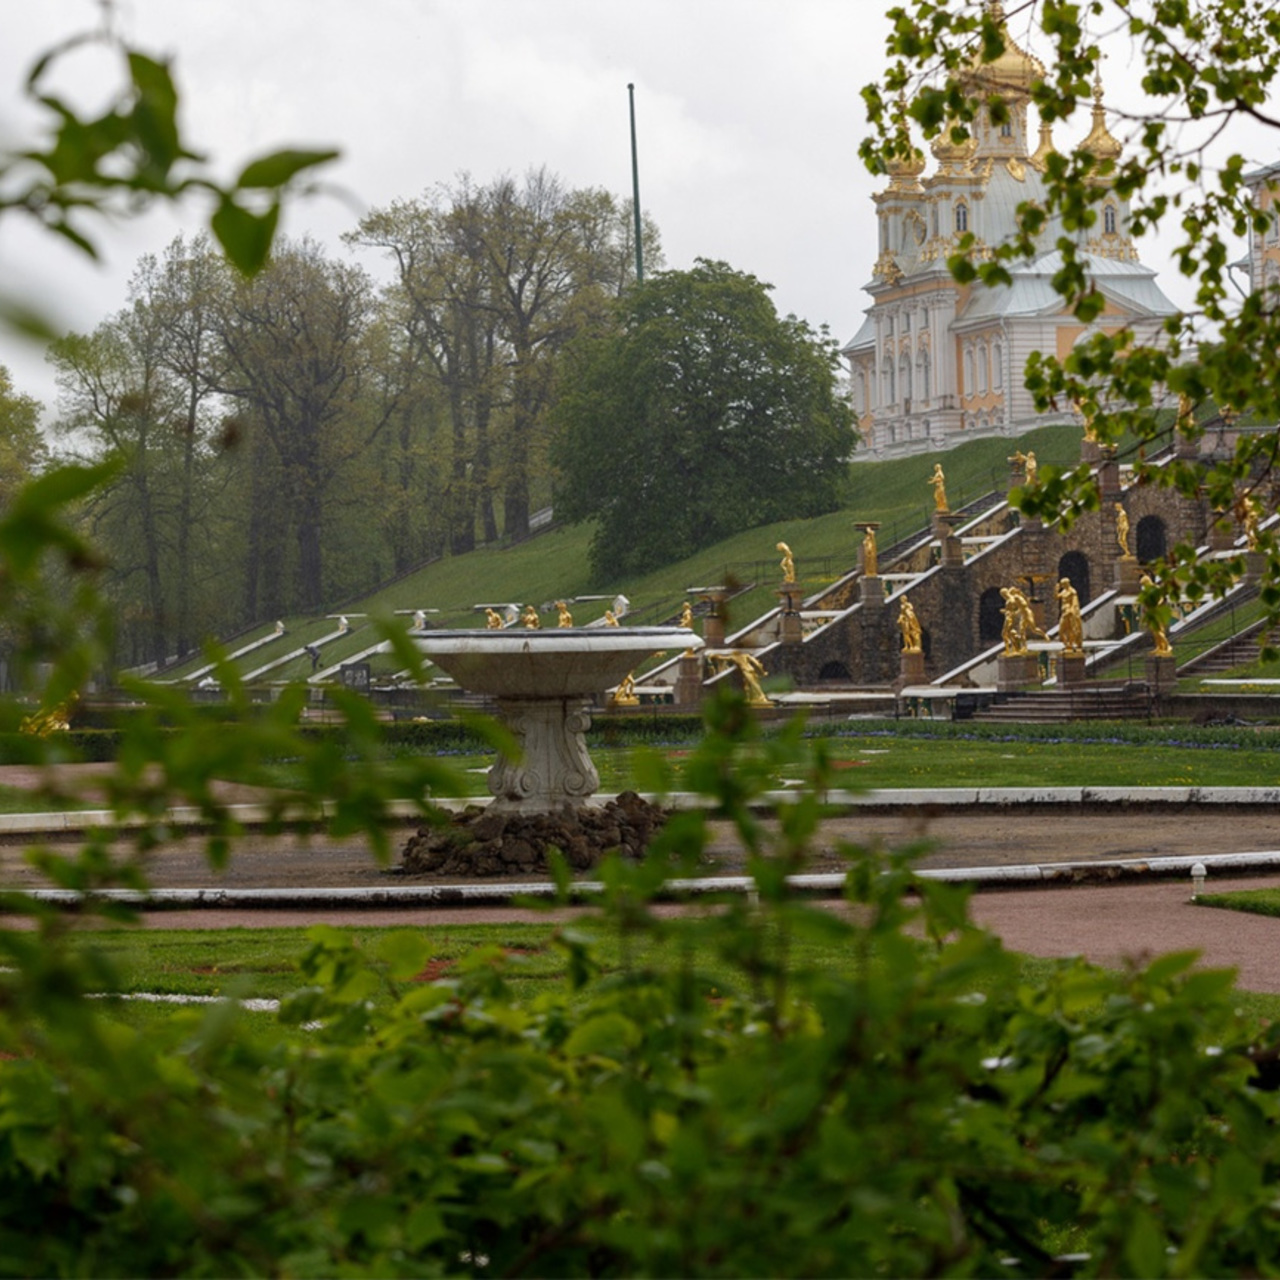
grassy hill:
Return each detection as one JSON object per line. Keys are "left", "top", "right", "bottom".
{"left": 159, "top": 423, "right": 1086, "bottom": 682}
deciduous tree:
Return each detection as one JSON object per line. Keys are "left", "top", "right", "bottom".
{"left": 552, "top": 259, "right": 856, "bottom": 579}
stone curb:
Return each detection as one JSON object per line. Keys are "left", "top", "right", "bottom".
{"left": 7, "top": 786, "right": 1280, "bottom": 838}
{"left": 10, "top": 850, "right": 1279, "bottom": 910}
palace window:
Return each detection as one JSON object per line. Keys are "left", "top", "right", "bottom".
{"left": 955, "top": 201, "right": 969, "bottom": 233}
{"left": 992, "top": 341, "right": 1004, "bottom": 390}
{"left": 1103, "top": 203, "right": 1117, "bottom": 235}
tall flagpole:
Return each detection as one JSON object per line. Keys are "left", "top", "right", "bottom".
{"left": 628, "top": 83, "right": 643, "bottom": 283}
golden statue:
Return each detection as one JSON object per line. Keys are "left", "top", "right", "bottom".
{"left": 1242, "top": 494, "right": 1263, "bottom": 551}
{"left": 1115, "top": 503, "right": 1132, "bottom": 558}
{"left": 1140, "top": 573, "right": 1174, "bottom": 657}
{"left": 1075, "top": 398, "right": 1101, "bottom": 444}
{"left": 776, "top": 542, "right": 796, "bottom": 584}
{"left": 1055, "top": 577, "right": 1084, "bottom": 656}
{"left": 520, "top": 605, "right": 541, "bottom": 629}
{"left": 484, "top": 608, "right": 504, "bottom": 630}
{"left": 1008, "top": 449, "right": 1037, "bottom": 485}
{"left": 929, "top": 462, "right": 948, "bottom": 513}
{"left": 603, "top": 609, "right": 620, "bottom": 627}
{"left": 679, "top": 600, "right": 693, "bottom": 629}
{"left": 897, "top": 597, "right": 923, "bottom": 654}
{"left": 611, "top": 671, "right": 640, "bottom": 707}
{"left": 555, "top": 600, "right": 573, "bottom": 628}
{"left": 716, "top": 651, "right": 773, "bottom": 707}
{"left": 1000, "top": 586, "right": 1045, "bottom": 657}
{"left": 862, "top": 527, "right": 878, "bottom": 577}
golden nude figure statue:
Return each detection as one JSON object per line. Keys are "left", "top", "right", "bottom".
{"left": 603, "top": 609, "right": 620, "bottom": 627}
{"left": 929, "top": 462, "right": 948, "bottom": 513}
{"left": 679, "top": 600, "right": 693, "bottom": 629}
{"left": 484, "top": 608, "right": 504, "bottom": 629}
{"left": 1000, "top": 588, "right": 1025, "bottom": 656}
{"left": 520, "top": 605, "right": 541, "bottom": 629}
{"left": 897, "top": 597, "right": 923, "bottom": 654}
{"left": 611, "top": 671, "right": 640, "bottom": 707}
{"left": 1242, "top": 494, "right": 1264, "bottom": 551}
{"left": 862, "top": 527, "right": 878, "bottom": 577}
{"left": 1008, "top": 450, "right": 1037, "bottom": 485}
{"left": 776, "top": 542, "right": 796, "bottom": 584}
{"left": 555, "top": 600, "right": 573, "bottom": 628}
{"left": 716, "top": 650, "right": 773, "bottom": 707}
{"left": 1139, "top": 573, "right": 1174, "bottom": 657}
{"left": 1115, "top": 503, "right": 1132, "bottom": 558}
{"left": 1055, "top": 577, "right": 1084, "bottom": 656}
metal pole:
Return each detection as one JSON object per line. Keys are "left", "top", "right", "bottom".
{"left": 628, "top": 83, "right": 644, "bottom": 283}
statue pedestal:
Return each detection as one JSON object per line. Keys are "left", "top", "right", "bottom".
{"left": 1081, "top": 439, "right": 1103, "bottom": 465}
{"left": 674, "top": 653, "right": 703, "bottom": 706}
{"left": 1056, "top": 653, "right": 1087, "bottom": 687}
{"left": 490, "top": 696, "right": 599, "bottom": 813}
{"left": 935, "top": 512, "right": 965, "bottom": 566}
{"left": 1114, "top": 556, "right": 1141, "bottom": 593}
{"left": 895, "top": 649, "right": 925, "bottom": 691}
{"left": 776, "top": 587, "right": 802, "bottom": 644}
{"left": 1245, "top": 550, "right": 1266, "bottom": 583}
{"left": 997, "top": 653, "right": 1040, "bottom": 692}
{"left": 1146, "top": 653, "right": 1177, "bottom": 693}
{"left": 860, "top": 575, "right": 885, "bottom": 607}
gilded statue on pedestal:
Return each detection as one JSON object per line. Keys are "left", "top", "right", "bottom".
{"left": 776, "top": 542, "right": 796, "bottom": 584}
{"left": 1115, "top": 503, "right": 1132, "bottom": 558}
{"left": 520, "top": 605, "right": 541, "bottom": 629}
{"left": 603, "top": 609, "right": 620, "bottom": 627}
{"left": 1008, "top": 450, "right": 1037, "bottom": 485}
{"left": 714, "top": 651, "right": 773, "bottom": 707}
{"left": 555, "top": 600, "right": 573, "bottom": 628}
{"left": 897, "top": 597, "right": 923, "bottom": 654}
{"left": 1139, "top": 573, "right": 1174, "bottom": 657}
{"left": 1055, "top": 578, "right": 1084, "bottom": 656}
{"left": 862, "top": 527, "right": 878, "bottom": 577}
{"left": 929, "top": 462, "right": 948, "bottom": 513}
{"left": 484, "top": 608, "right": 504, "bottom": 629}
{"left": 679, "top": 600, "right": 693, "bottom": 629}
{"left": 611, "top": 672, "right": 639, "bottom": 707}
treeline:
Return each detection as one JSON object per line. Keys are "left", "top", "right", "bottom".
{"left": 45, "top": 169, "right": 659, "bottom": 668}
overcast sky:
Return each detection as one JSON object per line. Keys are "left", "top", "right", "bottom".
{"left": 1, "top": 1, "right": 1275, "bottom": 417}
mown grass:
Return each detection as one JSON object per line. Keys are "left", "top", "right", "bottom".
{"left": 157, "top": 423, "right": 1087, "bottom": 682}
{"left": 245, "top": 726, "right": 1280, "bottom": 799}
{"left": 71, "top": 917, "right": 1280, "bottom": 1025}
{"left": 1195, "top": 888, "right": 1280, "bottom": 920}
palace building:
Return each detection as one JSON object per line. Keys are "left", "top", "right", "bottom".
{"left": 844, "top": 14, "right": 1177, "bottom": 457}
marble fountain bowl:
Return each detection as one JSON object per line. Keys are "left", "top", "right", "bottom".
{"left": 415, "top": 626, "right": 700, "bottom": 700}
{"left": 413, "top": 626, "right": 702, "bottom": 815}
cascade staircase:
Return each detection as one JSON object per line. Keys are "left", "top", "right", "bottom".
{"left": 969, "top": 680, "right": 1152, "bottom": 723}
{"left": 1176, "top": 620, "right": 1272, "bottom": 678}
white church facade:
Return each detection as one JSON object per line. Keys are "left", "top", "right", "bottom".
{"left": 844, "top": 20, "right": 1177, "bottom": 457}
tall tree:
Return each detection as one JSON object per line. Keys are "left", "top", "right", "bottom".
{"left": 213, "top": 239, "right": 393, "bottom": 614}
{"left": 350, "top": 170, "right": 662, "bottom": 548}
{"left": 0, "top": 366, "right": 46, "bottom": 506}
{"left": 552, "top": 259, "right": 856, "bottom": 580}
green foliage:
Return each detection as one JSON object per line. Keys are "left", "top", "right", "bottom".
{"left": 3, "top": 695, "right": 1280, "bottom": 1274}
{"left": 862, "top": 0, "right": 1280, "bottom": 626}
{"left": 552, "top": 259, "right": 857, "bottom": 579}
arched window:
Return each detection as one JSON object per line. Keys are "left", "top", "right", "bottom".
{"left": 992, "top": 341, "right": 1004, "bottom": 390}
{"left": 1136, "top": 515, "right": 1168, "bottom": 563}
{"left": 977, "top": 343, "right": 989, "bottom": 395}
{"left": 900, "top": 353, "right": 912, "bottom": 404}
{"left": 1000, "top": 121, "right": 1013, "bottom": 138}
{"left": 918, "top": 349, "right": 931, "bottom": 402}
{"left": 857, "top": 371, "right": 868, "bottom": 414}
{"left": 1103, "top": 204, "right": 1117, "bottom": 235}
{"left": 979, "top": 587, "right": 1005, "bottom": 644}
{"left": 955, "top": 201, "right": 969, "bottom": 233}
{"left": 964, "top": 348, "right": 975, "bottom": 397}
{"left": 1058, "top": 551, "right": 1091, "bottom": 607}
{"left": 930, "top": 204, "right": 939, "bottom": 238}
{"left": 882, "top": 358, "right": 895, "bottom": 406}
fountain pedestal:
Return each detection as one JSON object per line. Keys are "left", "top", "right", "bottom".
{"left": 416, "top": 627, "right": 701, "bottom": 815}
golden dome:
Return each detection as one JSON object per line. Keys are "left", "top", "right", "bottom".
{"left": 1029, "top": 120, "right": 1055, "bottom": 173}
{"left": 963, "top": 1, "right": 1046, "bottom": 100}
{"left": 1078, "top": 74, "right": 1122, "bottom": 163}
{"left": 930, "top": 129, "right": 978, "bottom": 167}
